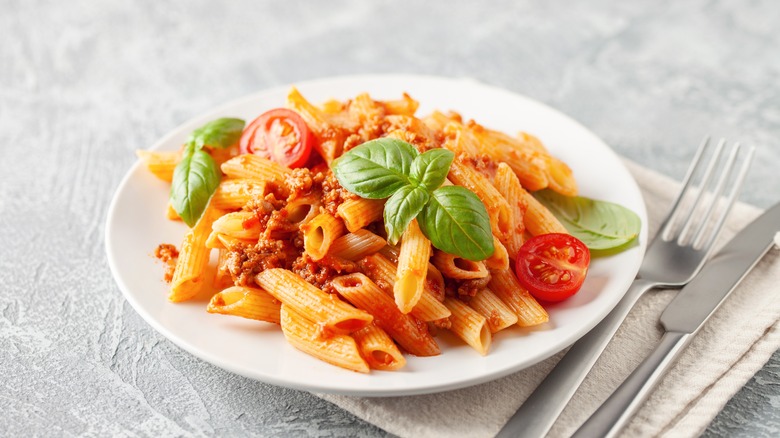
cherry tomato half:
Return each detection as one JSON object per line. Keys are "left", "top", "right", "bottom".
{"left": 514, "top": 233, "right": 590, "bottom": 303}
{"left": 239, "top": 108, "right": 314, "bottom": 168}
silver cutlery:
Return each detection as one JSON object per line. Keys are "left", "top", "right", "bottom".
{"left": 497, "top": 138, "right": 753, "bottom": 438}
{"left": 572, "top": 200, "right": 780, "bottom": 437}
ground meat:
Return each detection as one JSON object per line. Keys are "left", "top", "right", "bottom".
{"left": 458, "top": 153, "right": 497, "bottom": 180}
{"left": 321, "top": 170, "right": 357, "bottom": 216}
{"left": 292, "top": 253, "right": 360, "bottom": 293}
{"left": 284, "top": 167, "right": 326, "bottom": 201}
{"left": 445, "top": 273, "right": 492, "bottom": 298}
{"left": 226, "top": 239, "right": 292, "bottom": 287}
{"left": 154, "top": 243, "right": 179, "bottom": 283}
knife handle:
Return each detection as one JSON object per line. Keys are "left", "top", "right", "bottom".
{"left": 570, "top": 330, "right": 691, "bottom": 438}
{"left": 496, "top": 279, "right": 657, "bottom": 438}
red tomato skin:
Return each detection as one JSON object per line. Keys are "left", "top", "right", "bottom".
{"left": 239, "top": 108, "right": 314, "bottom": 168}
{"left": 514, "top": 233, "right": 590, "bottom": 303}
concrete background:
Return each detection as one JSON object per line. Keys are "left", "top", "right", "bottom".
{"left": 1, "top": 0, "right": 778, "bottom": 436}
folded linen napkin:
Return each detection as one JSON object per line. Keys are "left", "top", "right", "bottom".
{"left": 320, "top": 160, "right": 780, "bottom": 438}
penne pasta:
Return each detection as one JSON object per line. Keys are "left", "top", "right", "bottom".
{"left": 484, "top": 236, "right": 510, "bottom": 271}
{"left": 332, "top": 273, "right": 440, "bottom": 357}
{"left": 207, "top": 285, "right": 281, "bottom": 324}
{"left": 212, "top": 211, "right": 262, "bottom": 240}
{"left": 211, "top": 179, "right": 267, "bottom": 211}
{"left": 255, "top": 268, "right": 372, "bottom": 334}
{"left": 136, "top": 149, "right": 179, "bottom": 182}
{"left": 302, "top": 212, "right": 345, "bottom": 261}
{"left": 221, "top": 154, "right": 292, "bottom": 183}
{"left": 282, "top": 193, "right": 321, "bottom": 227}
{"left": 469, "top": 288, "right": 519, "bottom": 333}
{"left": 494, "top": 163, "right": 527, "bottom": 258}
{"left": 169, "top": 206, "right": 223, "bottom": 302}
{"left": 280, "top": 304, "right": 369, "bottom": 373}
{"left": 443, "top": 297, "right": 492, "bottom": 355}
{"left": 447, "top": 160, "right": 513, "bottom": 243}
{"left": 488, "top": 268, "right": 549, "bottom": 327}
{"left": 144, "top": 88, "right": 591, "bottom": 373}
{"left": 522, "top": 189, "right": 568, "bottom": 236}
{"left": 352, "top": 324, "right": 406, "bottom": 371}
{"left": 358, "top": 253, "right": 451, "bottom": 321}
{"left": 328, "top": 229, "right": 387, "bottom": 261}
{"left": 431, "top": 250, "right": 489, "bottom": 280}
{"left": 337, "top": 198, "right": 385, "bottom": 232}
{"left": 394, "top": 219, "right": 432, "bottom": 314}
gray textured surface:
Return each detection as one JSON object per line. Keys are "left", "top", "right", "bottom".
{"left": 1, "top": 0, "right": 778, "bottom": 436}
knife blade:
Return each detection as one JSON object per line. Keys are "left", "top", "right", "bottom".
{"left": 572, "top": 201, "right": 780, "bottom": 438}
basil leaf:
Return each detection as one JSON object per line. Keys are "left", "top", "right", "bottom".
{"left": 170, "top": 145, "right": 221, "bottom": 227}
{"left": 188, "top": 117, "right": 245, "bottom": 150}
{"left": 410, "top": 149, "right": 454, "bottom": 191}
{"left": 331, "top": 138, "right": 418, "bottom": 199}
{"left": 418, "top": 186, "right": 494, "bottom": 261}
{"left": 535, "top": 189, "right": 641, "bottom": 250}
{"left": 384, "top": 185, "right": 430, "bottom": 245}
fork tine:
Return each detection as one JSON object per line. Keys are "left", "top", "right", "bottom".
{"left": 659, "top": 137, "right": 711, "bottom": 239}
{"left": 695, "top": 146, "right": 755, "bottom": 251}
{"left": 689, "top": 143, "right": 742, "bottom": 247}
{"left": 673, "top": 138, "right": 727, "bottom": 241}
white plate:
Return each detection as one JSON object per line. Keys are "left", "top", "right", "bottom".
{"left": 105, "top": 74, "right": 648, "bottom": 396}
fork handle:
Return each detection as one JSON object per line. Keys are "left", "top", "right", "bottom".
{"left": 570, "top": 330, "right": 690, "bottom": 438}
{"left": 496, "top": 279, "right": 657, "bottom": 438}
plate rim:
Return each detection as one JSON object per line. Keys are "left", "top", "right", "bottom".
{"left": 105, "top": 73, "right": 648, "bottom": 396}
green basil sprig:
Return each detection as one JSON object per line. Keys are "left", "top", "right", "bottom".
{"left": 170, "top": 117, "right": 245, "bottom": 227}
{"left": 332, "top": 138, "right": 494, "bottom": 261}
{"left": 535, "top": 189, "right": 641, "bottom": 251}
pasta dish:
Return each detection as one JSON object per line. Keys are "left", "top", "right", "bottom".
{"left": 136, "top": 88, "right": 620, "bottom": 373}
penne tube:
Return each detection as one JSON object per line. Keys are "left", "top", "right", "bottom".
{"left": 136, "top": 150, "right": 179, "bottom": 182}
{"left": 211, "top": 179, "right": 267, "bottom": 211}
{"left": 441, "top": 122, "right": 481, "bottom": 155}
{"left": 221, "top": 154, "right": 292, "bottom": 183}
{"left": 394, "top": 219, "right": 432, "bottom": 314}
{"left": 545, "top": 155, "right": 578, "bottom": 196}
{"left": 302, "top": 212, "right": 345, "bottom": 261}
{"left": 425, "top": 263, "right": 445, "bottom": 302}
{"left": 212, "top": 211, "right": 262, "bottom": 240}
{"left": 205, "top": 230, "right": 224, "bottom": 249}
{"left": 166, "top": 203, "right": 181, "bottom": 221}
{"left": 207, "top": 286, "right": 281, "bottom": 324}
{"left": 287, "top": 87, "right": 347, "bottom": 163}
{"left": 255, "top": 268, "right": 372, "bottom": 334}
{"left": 280, "top": 304, "right": 369, "bottom": 373}
{"left": 432, "top": 250, "right": 489, "bottom": 280}
{"left": 521, "top": 189, "right": 568, "bottom": 236}
{"left": 358, "top": 254, "right": 451, "bottom": 321}
{"left": 282, "top": 193, "right": 321, "bottom": 227}
{"left": 447, "top": 160, "right": 513, "bottom": 243}
{"left": 383, "top": 93, "right": 419, "bottom": 116}
{"left": 337, "top": 198, "right": 385, "bottom": 232}
{"left": 494, "top": 163, "right": 527, "bottom": 258}
{"left": 469, "top": 288, "right": 519, "bottom": 333}
{"left": 169, "top": 206, "right": 223, "bottom": 302}
{"left": 328, "top": 229, "right": 387, "bottom": 261}
{"left": 352, "top": 324, "right": 406, "bottom": 371}
{"left": 332, "top": 273, "right": 440, "bottom": 357}
{"left": 488, "top": 268, "right": 549, "bottom": 327}
{"left": 443, "top": 297, "right": 492, "bottom": 355}
{"left": 484, "top": 236, "right": 510, "bottom": 271}
{"left": 214, "top": 248, "right": 233, "bottom": 289}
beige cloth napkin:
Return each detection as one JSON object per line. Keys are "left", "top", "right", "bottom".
{"left": 320, "top": 160, "right": 780, "bottom": 438}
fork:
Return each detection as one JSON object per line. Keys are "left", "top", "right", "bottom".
{"left": 496, "top": 138, "right": 753, "bottom": 438}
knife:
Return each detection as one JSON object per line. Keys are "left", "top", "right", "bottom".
{"left": 571, "top": 201, "right": 780, "bottom": 438}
